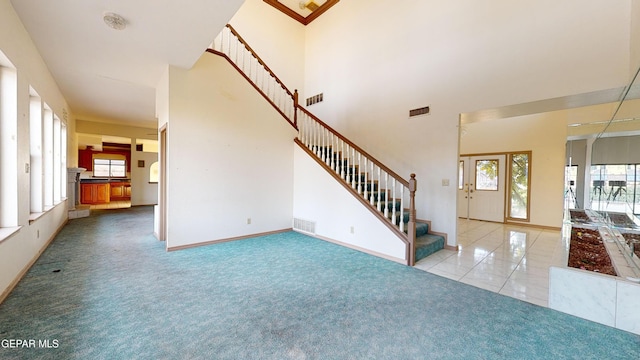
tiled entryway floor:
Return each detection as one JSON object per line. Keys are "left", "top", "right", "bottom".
{"left": 416, "top": 219, "right": 569, "bottom": 307}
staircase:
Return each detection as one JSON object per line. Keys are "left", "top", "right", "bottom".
{"left": 207, "top": 24, "right": 444, "bottom": 265}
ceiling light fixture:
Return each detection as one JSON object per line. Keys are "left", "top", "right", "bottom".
{"left": 299, "top": 1, "right": 320, "bottom": 11}
{"left": 103, "top": 12, "right": 127, "bottom": 30}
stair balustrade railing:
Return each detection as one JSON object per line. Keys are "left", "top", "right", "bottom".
{"left": 208, "top": 24, "right": 417, "bottom": 265}
{"left": 208, "top": 24, "right": 297, "bottom": 129}
{"left": 296, "top": 108, "right": 417, "bottom": 265}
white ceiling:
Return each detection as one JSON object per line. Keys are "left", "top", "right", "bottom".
{"left": 10, "top": 0, "right": 245, "bottom": 128}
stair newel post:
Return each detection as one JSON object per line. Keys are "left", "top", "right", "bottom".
{"left": 293, "top": 90, "right": 298, "bottom": 128}
{"left": 408, "top": 174, "right": 417, "bottom": 266}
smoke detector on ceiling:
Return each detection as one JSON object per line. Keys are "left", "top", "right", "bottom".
{"left": 103, "top": 12, "right": 127, "bottom": 30}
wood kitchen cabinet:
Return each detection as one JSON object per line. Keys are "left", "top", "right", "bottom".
{"left": 110, "top": 182, "right": 131, "bottom": 201}
{"left": 81, "top": 183, "right": 111, "bottom": 204}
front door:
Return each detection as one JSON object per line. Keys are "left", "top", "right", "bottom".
{"left": 458, "top": 155, "right": 506, "bottom": 222}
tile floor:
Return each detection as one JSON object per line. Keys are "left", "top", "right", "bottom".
{"left": 416, "top": 219, "right": 570, "bottom": 307}
{"left": 89, "top": 200, "right": 131, "bottom": 210}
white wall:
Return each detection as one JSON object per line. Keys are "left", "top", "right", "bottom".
{"left": 163, "top": 54, "right": 298, "bottom": 248}
{"left": 0, "top": 0, "right": 70, "bottom": 299}
{"left": 631, "top": 0, "right": 640, "bottom": 74}
{"left": 130, "top": 147, "right": 158, "bottom": 206}
{"left": 460, "top": 112, "right": 568, "bottom": 228}
{"left": 293, "top": 145, "right": 407, "bottom": 261}
{"left": 303, "top": 0, "right": 632, "bottom": 245}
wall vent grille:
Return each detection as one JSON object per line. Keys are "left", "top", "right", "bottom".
{"left": 293, "top": 218, "right": 316, "bottom": 234}
{"left": 306, "top": 93, "right": 323, "bottom": 106}
{"left": 409, "top": 106, "right": 430, "bottom": 117}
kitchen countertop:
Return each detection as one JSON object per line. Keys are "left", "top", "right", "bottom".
{"left": 80, "top": 178, "right": 131, "bottom": 184}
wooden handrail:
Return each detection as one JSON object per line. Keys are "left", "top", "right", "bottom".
{"left": 297, "top": 106, "right": 410, "bottom": 187}
{"left": 206, "top": 49, "right": 297, "bottom": 130}
{"left": 209, "top": 23, "right": 417, "bottom": 265}
{"left": 225, "top": 24, "right": 294, "bottom": 99}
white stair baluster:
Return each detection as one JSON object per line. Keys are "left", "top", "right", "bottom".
{"left": 351, "top": 147, "right": 356, "bottom": 188}
{"left": 363, "top": 158, "right": 368, "bottom": 199}
{"left": 344, "top": 144, "right": 349, "bottom": 182}
{"left": 307, "top": 116, "right": 312, "bottom": 150}
{"left": 340, "top": 141, "right": 344, "bottom": 179}
{"left": 384, "top": 172, "right": 389, "bottom": 218}
{"left": 391, "top": 178, "right": 396, "bottom": 226}
{"left": 322, "top": 127, "right": 326, "bottom": 163}
{"left": 328, "top": 132, "right": 333, "bottom": 169}
{"left": 235, "top": 37, "right": 239, "bottom": 64}
{"left": 370, "top": 162, "right": 375, "bottom": 205}
{"left": 357, "top": 153, "right": 362, "bottom": 194}
{"left": 318, "top": 123, "right": 323, "bottom": 159}
{"left": 377, "top": 167, "right": 382, "bottom": 211}
{"left": 336, "top": 136, "right": 341, "bottom": 174}
{"left": 400, "top": 186, "right": 405, "bottom": 232}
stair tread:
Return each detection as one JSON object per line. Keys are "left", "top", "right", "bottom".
{"left": 415, "top": 233, "right": 445, "bottom": 262}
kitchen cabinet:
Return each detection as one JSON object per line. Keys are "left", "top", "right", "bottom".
{"left": 110, "top": 182, "right": 131, "bottom": 201}
{"left": 81, "top": 183, "right": 111, "bottom": 204}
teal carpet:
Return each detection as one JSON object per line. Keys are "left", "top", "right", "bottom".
{"left": 1, "top": 206, "right": 639, "bottom": 359}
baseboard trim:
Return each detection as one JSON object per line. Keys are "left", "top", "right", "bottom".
{"left": 296, "top": 230, "right": 406, "bottom": 265}
{"left": 0, "top": 219, "right": 68, "bottom": 305}
{"left": 504, "top": 221, "right": 562, "bottom": 231}
{"left": 166, "top": 228, "right": 292, "bottom": 252}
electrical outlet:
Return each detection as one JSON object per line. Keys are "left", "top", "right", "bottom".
{"left": 350, "top": 226, "right": 354, "bottom": 234}
{"left": 247, "top": 218, "right": 251, "bottom": 225}
{"left": 442, "top": 179, "right": 450, "bottom": 186}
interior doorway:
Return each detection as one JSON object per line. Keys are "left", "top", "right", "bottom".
{"left": 159, "top": 125, "right": 167, "bottom": 242}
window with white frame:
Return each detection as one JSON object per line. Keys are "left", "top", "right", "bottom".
{"left": 93, "top": 158, "right": 126, "bottom": 178}
{"left": 29, "top": 90, "right": 44, "bottom": 214}
{"left": 53, "top": 116, "right": 61, "bottom": 203}
{"left": 0, "top": 57, "right": 18, "bottom": 228}
{"left": 43, "top": 106, "right": 54, "bottom": 208}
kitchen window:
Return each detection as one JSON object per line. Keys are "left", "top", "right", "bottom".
{"left": 94, "top": 159, "right": 126, "bottom": 178}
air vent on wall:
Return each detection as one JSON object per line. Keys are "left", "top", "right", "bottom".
{"left": 306, "top": 93, "right": 323, "bottom": 106}
{"left": 409, "top": 106, "right": 430, "bottom": 117}
{"left": 293, "top": 218, "right": 316, "bottom": 235}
